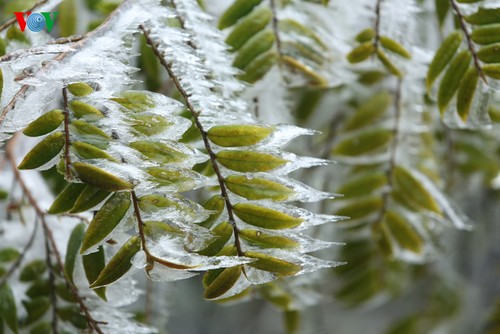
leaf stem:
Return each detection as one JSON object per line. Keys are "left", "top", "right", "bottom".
{"left": 140, "top": 25, "right": 245, "bottom": 257}
{"left": 449, "top": 0, "right": 486, "bottom": 82}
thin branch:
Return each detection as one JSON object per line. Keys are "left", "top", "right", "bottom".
{"left": 43, "top": 231, "right": 59, "bottom": 334}
{"left": 373, "top": 0, "right": 383, "bottom": 52}
{"left": 140, "top": 25, "right": 244, "bottom": 257}
{"left": 0, "top": 0, "right": 51, "bottom": 32}
{"left": 269, "top": 0, "right": 284, "bottom": 58}
{"left": 62, "top": 87, "right": 72, "bottom": 180}
{"left": 5, "top": 137, "right": 105, "bottom": 334}
{"left": 449, "top": 0, "right": 487, "bottom": 82}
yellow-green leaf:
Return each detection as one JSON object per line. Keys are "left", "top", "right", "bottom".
{"left": 69, "top": 186, "right": 110, "bottom": 213}
{"left": 465, "top": 8, "right": 500, "bottom": 25}
{"left": 81, "top": 192, "right": 131, "bottom": 252}
{"left": 233, "top": 29, "right": 275, "bottom": 70}
{"left": 355, "top": 28, "right": 375, "bottom": 43}
{"left": 23, "top": 109, "right": 64, "bottom": 137}
{"left": 226, "top": 7, "right": 272, "bottom": 51}
{"left": 138, "top": 194, "right": 176, "bottom": 212}
{"left": 393, "top": 166, "right": 441, "bottom": 214}
{"left": 435, "top": 0, "right": 450, "bottom": 27}
{"left": 64, "top": 223, "right": 85, "bottom": 284}
{"left": 483, "top": 64, "right": 500, "bottom": 79}
{"left": 245, "top": 251, "right": 301, "bottom": 276}
{"left": 456, "top": 67, "right": 479, "bottom": 122}
{"left": 67, "top": 82, "right": 94, "bottom": 97}
{"left": 336, "top": 172, "right": 387, "bottom": 198}
{"left": 143, "top": 221, "right": 183, "bottom": 240}
{"left": 477, "top": 43, "right": 500, "bottom": 63}
{"left": 344, "top": 91, "right": 393, "bottom": 131}
{"left": 216, "top": 150, "right": 288, "bottom": 172}
{"left": 59, "top": 0, "right": 77, "bottom": 37}
{"left": 437, "top": 50, "right": 471, "bottom": 114}
{"left": 130, "top": 141, "right": 187, "bottom": 163}
{"left": 110, "top": 92, "right": 155, "bottom": 112}
{"left": 203, "top": 266, "right": 241, "bottom": 300}
{"left": 225, "top": 175, "right": 294, "bottom": 201}
{"left": 218, "top": 0, "right": 263, "bottom": 29}
{"left": 238, "top": 50, "right": 278, "bottom": 83}
{"left": 281, "top": 55, "right": 328, "bottom": 86}
{"left": 83, "top": 246, "right": 107, "bottom": 300}
{"left": 73, "top": 162, "right": 133, "bottom": 191}
{"left": 199, "top": 195, "right": 225, "bottom": 228}
{"left": 233, "top": 203, "right": 303, "bottom": 229}
{"left": 197, "top": 222, "right": 233, "bottom": 256}
{"left": 336, "top": 197, "right": 383, "bottom": 220}
{"left": 72, "top": 141, "right": 116, "bottom": 161}
{"left": 128, "top": 114, "right": 171, "bottom": 136}
{"left": 18, "top": 132, "right": 65, "bottom": 170}
{"left": 376, "top": 49, "right": 403, "bottom": 77}
{"left": 332, "top": 129, "right": 393, "bottom": 156}
{"left": 207, "top": 124, "right": 272, "bottom": 147}
{"left": 279, "top": 19, "right": 328, "bottom": 50}
{"left": 347, "top": 42, "right": 375, "bottom": 63}
{"left": 70, "top": 120, "right": 111, "bottom": 148}
{"left": 69, "top": 100, "right": 104, "bottom": 119}
{"left": 0, "top": 284, "right": 18, "bottom": 334}
{"left": 90, "top": 236, "right": 141, "bottom": 288}
{"left": 48, "top": 183, "right": 86, "bottom": 214}
{"left": 426, "top": 32, "right": 462, "bottom": 90}
{"left": 240, "top": 229, "right": 299, "bottom": 249}
{"left": 383, "top": 211, "right": 423, "bottom": 254}
{"left": 471, "top": 24, "right": 500, "bottom": 45}
{"left": 380, "top": 36, "right": 411, "bottom": 59}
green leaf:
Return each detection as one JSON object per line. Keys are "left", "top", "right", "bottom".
{"left": 435, "top": 0, "right": 450, "bottom": 27}
{"left": 279, "top": 19, "right": 328, "bottom": 50}
{"left": 73, "top": 162, "right": 134, "bottom": 191}
{"left": 143, "top": 221, "right": 183, "bottom": 240}
{"left": 19, "top": 260, "right": 47, "bottom": 282}
{"left": 477, "top": 43, "right": 500, "bottom": 63}
{"left": 18, "top": 132, "right": 65, "bottom": 170}
{"left": 29, "top": 322, "right": 52, "bottom": 334}
{"left": 67, "top": 82, "right": 94, "bottom": 97}
{"left": 225, "top": 175, "right": 294, "bottom": 201}
{"left": 128, "top": 114, "right": 171, "bottom": 136}
{"left": 233, "top": 29, "right": 275, "bottom": 70}
{"left": 207, "top": 124, "right": 272, "bottom": 147}
{"left": 380, "top": 36, "right": 411, "bottom": 59}
{"left": 0, "top": 68, "right": 3, "bottom": 102}
{"left": 72, "top": 141, "right": 116, "bottom": 161}
{"left": 110, "top": 92, "right": 155, "bottom": 112}
{"left": 426, "top": 32, "right": 462, "bottom": 90}
{"left": 465, "top": 8, "right": 500, "bottom": 25}
{"left": 0, "top": 248, "right": 20, "bottom": 262}
{"left": 198, "top": 195, "right": 225, "bottom": 228}
{"left": 70, "top": 186, "right": 110, "bottom": 213}
{"left": 336, "top": 172, "right": 387, "bottom": 198}
{"left": 483, "top": 64, "right": 500, "bottom": 79}
{"left": 0, "top": 39, "right": 6, "bottom": 57}
{"left": 238, "top": 50, "right": 278, "bottom": 83}
{"left": 216, "top": 150, "right": 288, "bottom": 172}
{"left": 130, "top": 141, "right": 187, "bottom": 164}
{"left": 344, "top": 92, "right": 393, "bottom": 131}
{"left": 90, "top": 235, "right": 141, "bottom": 288}
{"left": 393, "top": 166, "right": 441, "bottom": 214}
{"left": 284, "top": 310, "right": 300, "bottom": 334}
{"left": 245, "top": 251, "right": 301, "bottom": 276}
{"left": 146, "top": 167, "right": 197, "bottom": 192}
{"left": 233, "top": 203, "right": 303, "bottom": 229}
{"left": 332, "top": 129, "right": 393, "bottom": 156}
{"left": 70, "top": 120, "right": 111, "bottom": 148}
{"left": 456, "top": 67, "right": 479, "bottom": 122}
{"left": 83, "top": 246, "right": 107, "bottom": 300}
{"left": 203, "top": 266, "right": 241, "bottom": 299}
{"left": 355, "top": 28, "right": 375, "bottom": 43}
{"left": 437, "top": 50, "right": 471, "bottom": 114}
{"left": 471, "top": 24, "right": 500, "bottom": 45}
{"left": 376, "top": 49, "right": 402, "bottom": 77}
{"left": 383, "top": 211, "right": 423, "bottom": 254}
{"left": 81, "top": 192, "right": 131, "bottom": 253}
{"left": 240, "top": 229, "right": 299, "bottom": 249}
{"left": 23, "top": 109, "right": 65, "bottom": 137}
{"left": 22, "top": 297, "right": 50, "bottom": 325}
{"left": 347, "top": 42, "right": 375, "bottom": 63}
{"left": 48, "top": 183, "right": 86, "bottom": 214}
{"left": 57, "top": 306, "right": 87, "bottom": 329}
{"left": 197, "top": 222, "right": 233, "bottom": 256}
{"left": 25, "top": 280, "right": 50, "bottom": 299}
{"left": 225, "top": 7, "right": 272, "bottom": 51}
{"left": 69, "top": 100, "right": 104, "bottom": 119}
{"left": 64, "top": 223, "right": 85, "bottom": 284}
{"left": 0, "top": 284, "right": 18, "bottom": 334}
{"left": 138, "top": 194, "right": 175, "bottom": 212}
{"left": 218, "top": 0, "right": 263, "bottom": 29}
{"left": 336, "top": 197, "right": 383, "bottom": 220}
{"left": 59, "top": 0, "right": 77, "bottom": 37}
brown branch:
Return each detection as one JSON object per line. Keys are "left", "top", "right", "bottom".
{"left": 43, "top": 230, "right": 59, "bottom": 334}
{"left": 140, "top": 25, "right": 244, "bottom": 257}
{"left": 373, "top": 0, "right": 383, "bottom": 52}
{"left": 62, "top": 87, "right": 72, "bottom": 180}
{"left": 0, "top": 0, "right": 51, "bottom": 32}
{"left": 270, "top": 0, "right": 284, "bottom": 58}
{"left": 449, "top": 0, "right": 487, "bottom": 82}
{"left": 5, "top": 137, "right": 105, "bottom": 334}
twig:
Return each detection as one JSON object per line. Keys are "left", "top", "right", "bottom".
{"left": 269, "top": 0, "right": 284, "bottom": 58}
{"left": 449, "top": 0, "right": 487, "bottom": 82}
{"left": 62, "top": 87, "right": 72, "bottom": 180}
{"left": 5, "top": 137, "right": 105, "bottom": 334}
{"left": 373, "top": 0, "right": 383, "bottom": 52}
{"left": 43, "top": 230, "right": 59, "bottom": 334}
{"left": 0, "top": 0, "right": 51, "bottom": 32}
{"left": 140, "top": 25, "right": 245, "bottom": 257}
